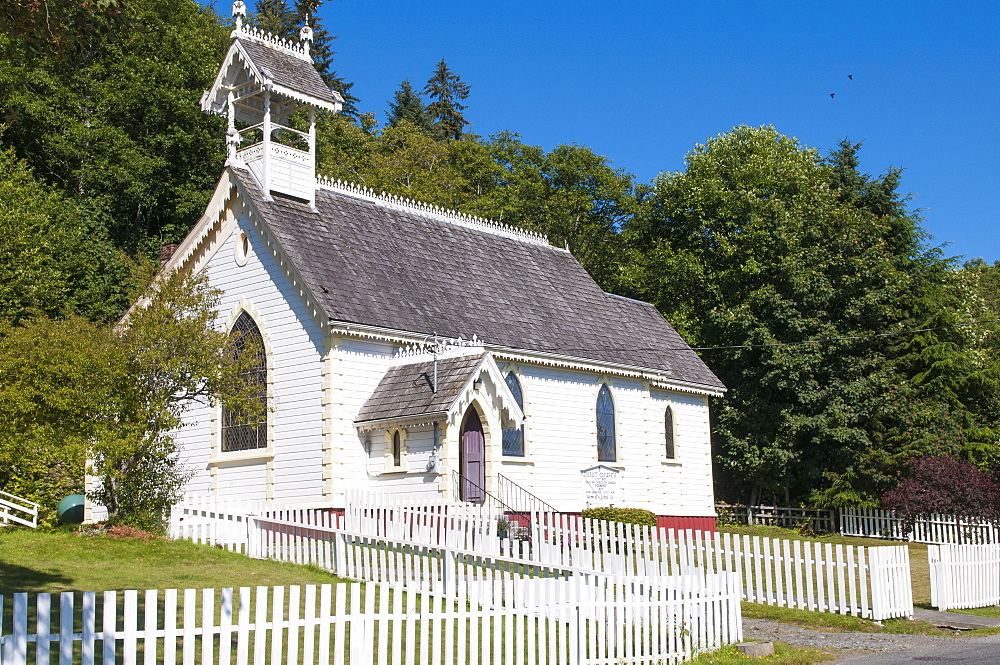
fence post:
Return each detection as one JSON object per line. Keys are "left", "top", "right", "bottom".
{"left": 568, "top": 577, "right": 582, "bottom": 665}
{"left": 333, "top": 530, "right": 346, "bottom": 578}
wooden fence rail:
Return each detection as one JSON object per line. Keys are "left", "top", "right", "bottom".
{"left": 715, "top": 504, "right": 837, "bottom": 534}
{"left": 0, "top": 578, "right": 742, "bottom": 665}
{"left": 0, "top": 490, "right": 39, "bottom": 529}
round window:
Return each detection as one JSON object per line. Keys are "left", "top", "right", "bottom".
{"left": 234, "top": 231, "right": 250, "bottom": 266}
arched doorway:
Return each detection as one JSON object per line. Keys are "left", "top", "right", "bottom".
{"left": 459, "top": 406, "right": 486, "bottom": 503}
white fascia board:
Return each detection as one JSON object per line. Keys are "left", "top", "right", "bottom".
{"left": 445, "top": 354, "right": 524, "bottom": 429}
{"left": 326, "top": 321, "right": 726, "bottom": 398}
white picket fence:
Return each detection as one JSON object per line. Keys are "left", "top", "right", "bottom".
{"left": 171, "top": 493, "right": 913, "bottom": 621}
{"left": 928, "top": 544, "right": 1000, "bottom": 611}
{"left": 0, "top": 577, "right": 742, "bottom": 664}
{"left": 0, "top": 491, "right": 38, "bottom": 529}
{"left": 841, "top": 507, "right": 1000, "bottom": 544}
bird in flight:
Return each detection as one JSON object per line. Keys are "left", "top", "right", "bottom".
{"left": 830, "top": 93, "right": 835, "bottom": 98}
{"left": 848, "top": 74, "right": 854, "bottom": 80}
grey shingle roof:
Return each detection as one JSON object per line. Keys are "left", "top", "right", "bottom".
{"left": 237, "top": 39, "right": 338, "bottom": 106}
{"left": 356, "top": 355, "right": 484, "bottom": 423}
{"left": 233, "top": 170, "right": 725, "bottom": 391}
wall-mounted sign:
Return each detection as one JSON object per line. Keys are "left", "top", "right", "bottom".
{"left": 581, "top": 465, "right": 620, "bottom": 508}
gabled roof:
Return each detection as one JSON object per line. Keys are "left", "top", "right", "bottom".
{"left": 235, "top": 38, "right": 339, "bottom": 107}
{"left": 202, "top": 34, "right": 340, "bottom": 115}
{"left": 355, "top": 353, "right": 522, "bottom": 428}
{"left": 230, "top": 169, "right": 726, "bottom": 392}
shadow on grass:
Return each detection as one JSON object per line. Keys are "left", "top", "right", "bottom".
{"left": 0, "top": 561, "right": 73, "bottom": 595}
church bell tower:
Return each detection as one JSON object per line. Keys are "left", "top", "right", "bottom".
{"left": 201, "top": 1, "right": 342, "bottom": 208}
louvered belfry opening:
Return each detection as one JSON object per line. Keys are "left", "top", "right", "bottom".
{"left": 222, "top": 312, "right": 268, "bottom": 452}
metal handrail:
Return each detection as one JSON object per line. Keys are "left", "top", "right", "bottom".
{"left": 451, "top": 471, "right": 517, "bottom": 515}
{"left": 497, "top": 474, "right": 558, "bottom": 514}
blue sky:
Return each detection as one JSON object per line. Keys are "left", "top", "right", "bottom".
{"left": 295, "top": 1, "right": 997, "bottom": 262}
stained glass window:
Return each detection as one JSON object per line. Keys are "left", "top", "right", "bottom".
{"left": 222, "top": 312, "right": 267, "bottom": 452}
{"left": 596, "top": 384, "right": 616, "bottom": 462}
{"left": 665, "top": 406, "right": 676, "bottom": 459}
{"left": 502, "top": 373, "right": 525, "bottom": 456}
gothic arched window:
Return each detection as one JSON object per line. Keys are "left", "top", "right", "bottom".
{"left": 665, "top": 406, "right": 676, "bottom": 459}
{"left": 502, "top": 372, "right": 525, "bottom": 457}
{"left": 392, "top": 431, "right": 402, "bottom": 467}
{"left": 596, "top": 384, "right": 616, "bottom": 462}
{"left": 222, "top": 311, "right": 267, "bottom": 452}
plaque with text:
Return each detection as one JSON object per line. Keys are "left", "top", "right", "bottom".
{"left": 581, "top": 465, "right": 620, "bottom": 508}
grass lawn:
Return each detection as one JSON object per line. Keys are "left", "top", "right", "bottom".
{"left": 720, "top": 525, "right": 931, "bottom": 606}
{"left": 948, "top": 606, "right": 1000, "bottom": 619}
{"left": 0, "top": 527, "right": 350, "bottom": 595}
{"left": 689, "top": 642, "right": 835, "bottom": 664}
{"left": 744, "top": 602, "right": 1000, "bottom": 638}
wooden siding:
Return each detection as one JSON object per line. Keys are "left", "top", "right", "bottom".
{"left": 174, "top": 213, "right": 327, "bottom": 505}
{"left": 497, "top": 367, "right": 716, "bottom": 517}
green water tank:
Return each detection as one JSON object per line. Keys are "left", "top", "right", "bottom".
{"left": 57, "top": 494, "right": 85, "bottom": 524}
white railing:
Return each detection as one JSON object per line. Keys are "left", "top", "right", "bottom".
{"left": 171, "top": 493, "right": 912, "bottom": 621}
{"left": 0, "top": 491, "right": 39, "bottom": 529}
{"left": 841, "top": 507, "right": 1000, "bottom": 544}
{"left": 928, "top": 544, "right": 1000, "bottom": 610}
{"left": 0, "top": 579, "right": 742, "bottom": 664}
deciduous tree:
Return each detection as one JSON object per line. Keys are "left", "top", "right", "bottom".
{"left": 0, "top": 0, "right": 230, "bottom": 253}
{"left": 882, "top": 456, "right": 1000, "bottom": 535}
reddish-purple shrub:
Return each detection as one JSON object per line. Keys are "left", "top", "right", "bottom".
{"left": 882, "top": 456, "right": 1000, "bottom": 535}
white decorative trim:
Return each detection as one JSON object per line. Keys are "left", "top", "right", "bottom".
{"left": 392, "top": 336, "right": 482, "bottom": 364}
{"left": 230, "top": 23, "right": 311, "bottom": 62}
{"left": 230, "top": 173, "right": 330, "bottom": 333}
{"left": 316, "top": 177, "right": 552, "bottom": 248}
{"left": 326, "top": 320, "right": 726, "bottom": 398}
{"left": 356, "top": 415, "right": 445, "bottom": 434}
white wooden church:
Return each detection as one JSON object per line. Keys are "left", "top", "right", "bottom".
{"left": 107, "top": 4, "right": 727, "bottom": 530}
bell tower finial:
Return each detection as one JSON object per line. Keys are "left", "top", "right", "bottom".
{"left": 232, "top": 1, "right": 246, "bottom": 31}
{"left": 299, "top": 15, "right": 313, "bottom": 57}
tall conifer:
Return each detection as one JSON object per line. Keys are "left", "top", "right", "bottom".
{"left": 251, "top": 0, "right": 296, "bottom": 37}
{"left": 291, "top": 0, "right": 360, "bottom": 119}
{"left": 386, "top": 80, "right": 434, "bottom": 134}
{"left": 423, "top": 59, "right": 471, "bottom": 140}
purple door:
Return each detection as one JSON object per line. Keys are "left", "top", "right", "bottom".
{"left": 460, "top": 407, "right": 486, "bottom": 503}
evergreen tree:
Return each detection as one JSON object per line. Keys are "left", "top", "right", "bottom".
{"left": 290, "top": 0, "right": 360, "bottom": 119}
{"left": 386, "top": 80, "right": 434, "bottom": 134}
{"left": 250, "top": 0, "right": 296, "bottom": 37}
{"left": 423, "top": 59, "right": 471, "bottom": 140}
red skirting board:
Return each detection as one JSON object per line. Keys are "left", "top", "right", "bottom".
{"left": 655, "top": 515, "right": 717, "bottom": 533}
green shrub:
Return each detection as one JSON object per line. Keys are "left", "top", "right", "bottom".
{"left": 581, "top": 507, "right": 657, "bottom": 527}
